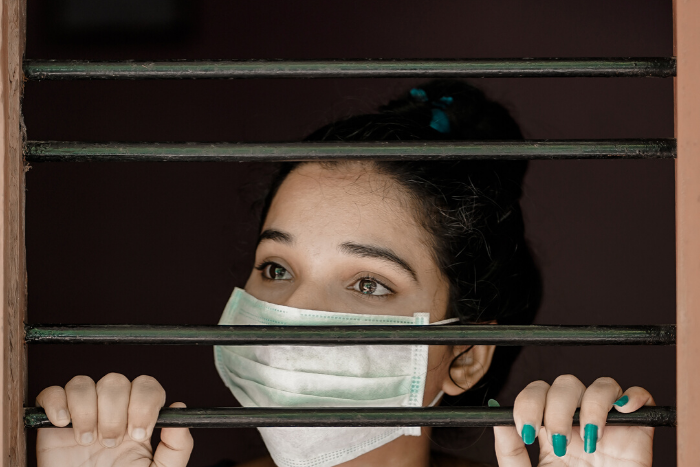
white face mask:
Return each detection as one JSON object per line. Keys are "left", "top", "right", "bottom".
{"left": 214, "top": 288, "right": 457, "bottom": 467}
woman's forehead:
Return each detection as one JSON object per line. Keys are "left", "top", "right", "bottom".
{"left": 280, "top": 162, "right": 401, "bottom": 200}
{"left": 264, "top": 163, "right": 429, "bottom": 252}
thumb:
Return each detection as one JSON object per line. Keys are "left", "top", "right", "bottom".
{"left": 152, "top": 402, "right": 194, "bottom": 467}
{"left": 494, "top": 426, "right": 532, "bottom": 467}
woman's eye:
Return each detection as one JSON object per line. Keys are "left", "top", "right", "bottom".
{"left": 352, "top": 278, "right": 393, "bottom": 296}
{"left": 261, "top": 263, "right": 292, "bottom": 280}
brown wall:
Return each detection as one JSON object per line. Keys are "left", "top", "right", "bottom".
{"left": 22, "top": 0, "right": 675, "bottom": 465}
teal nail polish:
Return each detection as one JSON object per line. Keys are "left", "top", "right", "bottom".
{"left": 552, "top": 434, "right": 567, "bottom": 457}
{"left": 521, "top": 424, "right": 536, "bottom": 445}
{"left": 584, "top": 424, "right": 598, "bottom": 454}
{"left": 487, "top": 399, "right": 500, "bottom": 407}
{"left": 614, "top": 395, "right": 629, "bottom": 407}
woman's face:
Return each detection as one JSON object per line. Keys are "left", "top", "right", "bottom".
{"left": 245, "top": 162, "right": 490, "bottom": 403}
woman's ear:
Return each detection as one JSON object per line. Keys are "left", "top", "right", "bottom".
{"left": 441, "top": 344, "right": 496, "bottom": 396}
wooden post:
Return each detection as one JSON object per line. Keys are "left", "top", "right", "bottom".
{"left": 674, "top": 1, "right": 700, "bottom": 465}
{"left": 0, "top": 0, "right": 25, "bottom": 465}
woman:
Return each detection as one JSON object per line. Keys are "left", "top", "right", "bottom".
{"left": 34, "top": 80, "right": 655, "bottom": 467}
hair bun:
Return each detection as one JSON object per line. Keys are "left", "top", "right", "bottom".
{"left": 380, "top": 80, "right": 523, "bottom": 140}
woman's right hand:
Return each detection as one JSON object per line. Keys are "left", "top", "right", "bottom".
{"left": 36, "top": 373, "right": 193, "bottom": 467}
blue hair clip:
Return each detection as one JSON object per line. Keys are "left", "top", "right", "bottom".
{"left": 410, "top": 88, "right": 429, "bottom": 102}
{"left": 410, "top": 88, "right": 453, "bottom": 134}
{"left": 429, "top": 108, "right": 451, "bottom": 134}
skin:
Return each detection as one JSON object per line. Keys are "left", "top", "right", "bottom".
{"left": 35, "top": 162, "right": 655, "bottom": 467}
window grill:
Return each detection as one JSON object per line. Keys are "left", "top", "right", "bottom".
{"left": 0, "top": 0, "right": 695, "bottom": 465}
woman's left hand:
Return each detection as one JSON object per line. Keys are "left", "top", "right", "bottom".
{"left": 493, "top": 375, "right": 654, "bottom": 466}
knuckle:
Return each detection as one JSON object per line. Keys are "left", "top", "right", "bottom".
{"left": 552, "top": 374, "right": 582, "bottom": 388}
{"left": 583, "top": 399, "right": 609, "bottom": 414}
{"left": 99, "top": 419, "right": 126, "bottom": 430}
{"left": 515, "top": 389, "right": 535, "bottom": 403}
{"left": 526, "top": 380, "right": 550, "bottom": 391}
{"left": 65, "top": 375, "right": 95, "bottom": 392}
{"left": 172, "top": 430, "right": 194, "bottom": 452}
{"left": 132, "top": 375, "right": 166, "bottom": 400}
{"left": 132, "top": 375, "right": 163, "bottom": 391}
{"left": 498, "top": 441, "right": 527, "bottom": 458}
{"left": 128, "top": 400, "right": 161, "bottom": 420}
{"left": 514, "top": 381, "right": 550, "bottom": 407}
{"left": 69, "top": 410, "right": 97, "bottom": 421}
{"left": 128, "top": 399, "right": 157, "bottom": 415}
{"left": 593, "top": 376, "right": 618, "bottom": 389}
{"left": 183, "top": 431, "right": 195, "bottom": 451}
{"left": 97, "top": 373, "right": 130, "bottom": 390}
{"left": 36, "top": 386, "right": 64, "bottom": 405}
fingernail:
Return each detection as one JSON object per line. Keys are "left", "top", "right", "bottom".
{"left": 57, "top": 409, "right": 69, "bottom": 422}
{"left": 102, "top": 438, "right": 117, "bottom": 448}
{"left": 552, "top": 433, "right": 567, "bottom": 457}
{"left": 487, "top": 399, "right": 500, "bottom": 407}
{"left": 131, "top": 427, "right": 146, "bottom": 441}
{"left": 614, "top": 395, "right": 629, "bottom": 407}
{"left": 521, "top": 424, "right": 536, "bottom": 445}
{"left": 80, "top": 432, "right": 94, "bottom": 445}
{"left": 584, "top": 424, "right": 598, "bottom": 454}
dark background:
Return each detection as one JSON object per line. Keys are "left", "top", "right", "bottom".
{"left": 22, "top": 0, "right": 676, "bottom": 465}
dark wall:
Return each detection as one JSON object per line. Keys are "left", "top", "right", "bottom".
{"left": 23, "top": 1, "right": 675, "bottom": 466}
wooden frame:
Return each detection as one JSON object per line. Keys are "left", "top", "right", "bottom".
{"left": 674, "top": 1, "right": 699, "bottom": 465}
{"left": 0, "top": 0, "right": 26, "bottom": 465}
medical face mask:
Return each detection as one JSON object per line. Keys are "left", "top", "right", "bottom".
{"left": 214, "top": 288, "right": 457, "bottom": 467}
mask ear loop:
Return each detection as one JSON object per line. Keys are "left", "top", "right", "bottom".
{"left": 430, "top": 317, "right": 460, "bottom": 326}
{"left": 427, "top": 317, "right": 472, "bottom": 390}
{"left": 416, "top": 317, "right": 462, "bottom": 409}
{"left": 448, "top": 345, "right": 475, "bottom": 391}
{"left": 427, "top": 389, "right": 445, "bottom": 407}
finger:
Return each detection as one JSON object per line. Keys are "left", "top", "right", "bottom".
{"left": 513, "top": 380, "right": 549, "bottom": 446}
{"left": 543, "top": 374, "right": 586, "bottom": 458}
{"left": 127, "top": 375, "right": 166, "bottom": 442}
{"left": 578, "top": 377, "right": 622, "bottom": 454}
{"left": 36, "top": 386, "right": 71, "bottom": 428}
{"left": 613, "top": 386, "right": 656, "bottom": 412}
{"left": 153, "top": 402, "right": 194, "bottom": 467}
{"left": 493, "top": 426, "right": 532, "bottom": 467}
{"left": 96, "top": 373, "right": 131, "bottom": 448}
{"left": 65, "top": 375, "right": 97, "bottom": 446}
{"left": 611, "top": 386, "right": 656, "bottom": 454}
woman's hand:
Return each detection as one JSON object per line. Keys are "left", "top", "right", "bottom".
{"left": 35, "top": 373, "right": 193, "bottom": 467}
{"left": 493, "top": 375, "right": 654, "bottom": 466}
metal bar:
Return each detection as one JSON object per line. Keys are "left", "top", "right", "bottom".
{"left": 24, "top": 140, "right": 676, "bottom": 162}
{"left": 24, "top": 324, "right": 676, "bottom": 346}
{"left": 23, "top": 406, "right": 677, "bottom": 429}
{"left": 22, "top": 58, "right": 676, "bottom": 80}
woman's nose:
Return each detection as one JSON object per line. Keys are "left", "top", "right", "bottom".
{"left": 282, "top": 281, "right": 336, "bottom": 312}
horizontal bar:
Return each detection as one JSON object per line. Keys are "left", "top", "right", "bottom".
{"left": 24, "top": 140, "right": 676, "bottom": 162}
{"left": 25, "top": 324, "right": 676, "bottom": 345}
{"left": 22, "top": 58, "right": 676, "bottom": 80}
{"left": 23, "top": 406, "right": 677, "bottom": 428}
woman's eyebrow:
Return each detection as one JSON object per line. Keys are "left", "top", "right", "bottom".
{"left": 258, "top": 228, "right": 294, "bottom": 246}
{"left": 339, "top": 242, "right": 418, "bottom": 282}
